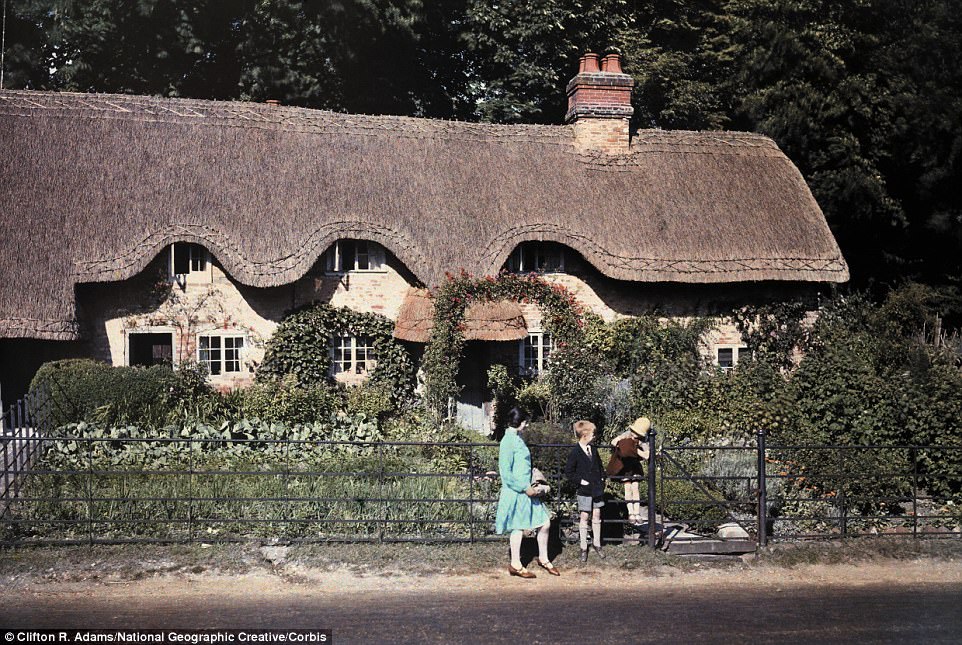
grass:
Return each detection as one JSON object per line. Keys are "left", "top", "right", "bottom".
{"left": 2, "top": 538, "right": 960, "bottom": 585}
{"left": 5, "top": 449, "right": 501, "bottom": 543}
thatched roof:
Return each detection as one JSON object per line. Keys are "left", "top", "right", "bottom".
{"left": 0, "top": 90, "right": 847, "bottom": 340}
{"left": 394, "top": 289, "right": 527, "bottom": 342}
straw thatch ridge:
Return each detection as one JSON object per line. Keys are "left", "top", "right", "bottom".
{"left": 0, "top": 89, "right": 848, "bottom": 340}
{"left": 70, "top": 221, "right": 429, "bottom": 288}
{"left": 394, "top": 289, "right": 527, "bottom": 342}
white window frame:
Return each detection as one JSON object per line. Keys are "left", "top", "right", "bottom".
{"left": 323, "top": 240, "right": 386, "bottom": 274}
{"left": 519, "top": 332, "right": 553, "bottom": 377}
{"left": 170, "top": 243, "right": 211, "bottom": 285}
{"left": 329, "top": 334, "right": 377, "bottom": 376}
{"left": 715, "top": 344, "right": 749, "bottom": 371}
{"left": 197, "top": 333, "right": 246, "bottom": 376}
{"left": 508, "top": 243, "right": 565, "bottom": 274}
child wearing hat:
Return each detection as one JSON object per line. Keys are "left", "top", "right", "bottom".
{"left": 606, "top": 416, "right": 651, "bottom": 526}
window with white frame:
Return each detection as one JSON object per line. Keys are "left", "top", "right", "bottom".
{"left": 716, "top": 345, "right": 750, "bottom": 371}
{"left": 323, "top": 240, "right": 385, "bottom": 273}
{"left": 519, "top": 332, "right": 553, "bottom": 376}
{"left": 171, "top": 243, "right": 209, "bottom": 277}
{"left": 198, "top": 334, "right": 245, "bottom": 376}
{"left": 506, "top": 242, "right": 565, "bottom": 273}
{"left": 329, "top": 335, "right": 377, "bottom": 375}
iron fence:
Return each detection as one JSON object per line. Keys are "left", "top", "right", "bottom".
{"left": 1, "top": 393, "right": 960, "bottom": 547}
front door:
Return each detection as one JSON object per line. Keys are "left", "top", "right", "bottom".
{"left": 455, "top": 342, "right": 491, "bottom": 433}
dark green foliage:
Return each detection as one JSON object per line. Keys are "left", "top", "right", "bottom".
{"left": 733, "top": 300, "right": 812, "bottom": 371}
{"left": 238, "top": 377, "right": 342, "bottom": 426}
{"left": 421, "top": 272, "right": 586, "bottom": 422}
{"left": 258, "top": 303, "right": 415, "bottom": 410}
{"left": 622, "top": 316, "right": 715, "bottom": 418}
{"left": 461, "top": 0, "right": 631, "bottom": 123}
{"left": 28, "top": 358, "right": 213, "bottom": 428}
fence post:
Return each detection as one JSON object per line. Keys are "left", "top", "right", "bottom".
{"left": 911, "top": 447, "right": 919, "bottom": 539}
{"left": 86, "top": 429, "right": 94, "bottom": 546}
{"left": 468, "top": 443, "right": 475, "bottom": 544}
{"left": 757, "top": 428, "right": 768, "bottom": 547}
{"left": 838, "top": 450, "right": 847, "bottom": 538}
{"left": 646, "top": 427, "right": 657, "bottom": 548}
{"left": 13, "top": 400, "right": 23, "bottom": 501}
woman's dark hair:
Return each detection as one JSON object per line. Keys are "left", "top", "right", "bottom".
{"left": 506, "top": 407, "right": 529, "bottom": 429}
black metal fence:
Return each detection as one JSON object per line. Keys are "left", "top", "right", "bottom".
{"left": 2, "top": 396, "right": 960, "bottom": 547}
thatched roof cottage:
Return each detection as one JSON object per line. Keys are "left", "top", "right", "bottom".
{"left": 0, "top": 53, "right": 847, "bottom": 426}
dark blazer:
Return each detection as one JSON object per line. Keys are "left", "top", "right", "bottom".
{"left": 565, "top": 443, "right": 606, "bottom": 498}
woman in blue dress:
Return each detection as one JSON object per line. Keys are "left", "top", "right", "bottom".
{"left": 495, "top": 407, "right": 559, "bottom": 578}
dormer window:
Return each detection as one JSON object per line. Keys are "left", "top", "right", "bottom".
{"left": 170, "top": 243, "right": 210, "bottom": 285}
{"left": 324, "top": 240, "right": 385, "bottom": 273}
{"left": 507, "top": 242, "right": 565, "bottom": 273}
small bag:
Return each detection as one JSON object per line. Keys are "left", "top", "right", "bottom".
{"left": 530, "top": 467, "right": 551, "bottom": 496}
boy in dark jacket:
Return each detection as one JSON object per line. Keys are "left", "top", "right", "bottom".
{"left": 565, "top": 419, "right": 606, "bottom": 562}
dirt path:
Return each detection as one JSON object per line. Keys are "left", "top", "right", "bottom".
{"left": 4, "top": 559, "right": 962, "bottom": 643}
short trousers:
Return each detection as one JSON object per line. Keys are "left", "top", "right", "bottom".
{"left": 577, "top": 494, "right": 605, "bottom": 512}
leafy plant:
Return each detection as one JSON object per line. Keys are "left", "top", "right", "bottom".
{"left": 258, "top": 302, "right": 415, "bottom": 410}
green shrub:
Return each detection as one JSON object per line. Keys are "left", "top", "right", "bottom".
{"left": 345, "top": 381, "right": 394, "bottom": 420}
{"left": 258, "top": 303, "right": 415, "bottom": 410}
{"left": 658, "top": 477, "right": 732, "bottom": 534}
{"left": 239, "top": 376, "right": 342, "bottom": 425}
{"left": 30, "top": 359, "right": 184, "bottom": 428}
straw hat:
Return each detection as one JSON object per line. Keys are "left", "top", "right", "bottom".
{"left": 628, "top": 416, "right": 651, "bottom": 438}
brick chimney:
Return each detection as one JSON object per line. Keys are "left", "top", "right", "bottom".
{"left": 565, "top": 52, "right": 634, "bottom": 153}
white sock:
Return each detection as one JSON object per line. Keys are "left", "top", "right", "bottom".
{"left": 592, "top": 520, "right": 602, "bottom": 548}
{"left": 537, "top": 522, "right": 550, "bottom": 562}
{"left": 509, "top": 530, "right": 523, "bottom": 569}
{"left": 579, "top": 523, "right": 588, "bottom": 550}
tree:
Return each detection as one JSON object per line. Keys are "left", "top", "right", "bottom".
{"left": 726, "top": 0, "right": 962, "bottom": 290}
{"left": 461, "top": 0, "right": 631, "bottom": 123}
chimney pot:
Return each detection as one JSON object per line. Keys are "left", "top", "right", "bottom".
{"left": 601, "top": 53, "right": 623, "bottom": 74}
{"left": 583, "top": 53, "right": 601, "bottom": 73}
{"left": 565, "top": 50, "right": 634, "bottom": 153}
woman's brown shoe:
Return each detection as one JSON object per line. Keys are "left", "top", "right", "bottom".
{"left": 508, "top": 564, "right": 536, "bottom": 579}
{"left": 537, "top": 560, "right": 560, "bottom": 576}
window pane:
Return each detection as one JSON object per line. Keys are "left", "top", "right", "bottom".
{"left": 355, "top": 241, "right": 369, "bottom": 270}
{"left": 540, "top": 333, "right": 552, "bottom": 368}
{"left": 330, "top": 336, "right": 352, "bottom": 373}
{"left": 342, "top": 240, "right": 356, "bottom": 271}
{"left": 173, "top": 243, "right": 190, "bottom": 274}
{"left": 737, "top": 347, "right": 750, "bottom": 362}
{"left": 717, "top": 348, "right": 734, "bottom": 368}
{"left": 200, "top": 336, "right": 222, "bottom": 375}
{"left": 224, "top": 337, "right": 243, "bottom": 373}
{"left": 324, "top": 242, "right": 340, "bottom": 272}
{"left": 189, "top": 244, "right": 207, "bottom": 272}
{"left": 522, "top": 334, "right": 544, "bottom": 375}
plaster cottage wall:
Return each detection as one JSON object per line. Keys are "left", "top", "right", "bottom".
{"left": 508, "top": 247, "right": 823, "bottom": 369}
{"left": 72, "top": 239, "right": 822, "bottom": 395}
{"left": 76, "top": 242, "right": 417, "bottom": 389}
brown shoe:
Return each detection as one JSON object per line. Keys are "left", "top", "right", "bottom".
{"left": 537, "top": 560, "right": 560, "bottom": 576}
{"left": 508, "top": 564, "right": 536, "bottom": 579}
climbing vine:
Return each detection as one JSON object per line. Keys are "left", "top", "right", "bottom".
{"left": 421, "top": 271, "right": 592, "bottom": 420}
{"left": 258, "top": 303, "right": 415, "bottom": 407}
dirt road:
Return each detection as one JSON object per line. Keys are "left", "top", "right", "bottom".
{"left": 3, "top": 560, "right": 962, "bottom": 644}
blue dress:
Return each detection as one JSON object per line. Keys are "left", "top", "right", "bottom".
{"left": 495, "top": 428, "right": 551, "bottom": 534}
